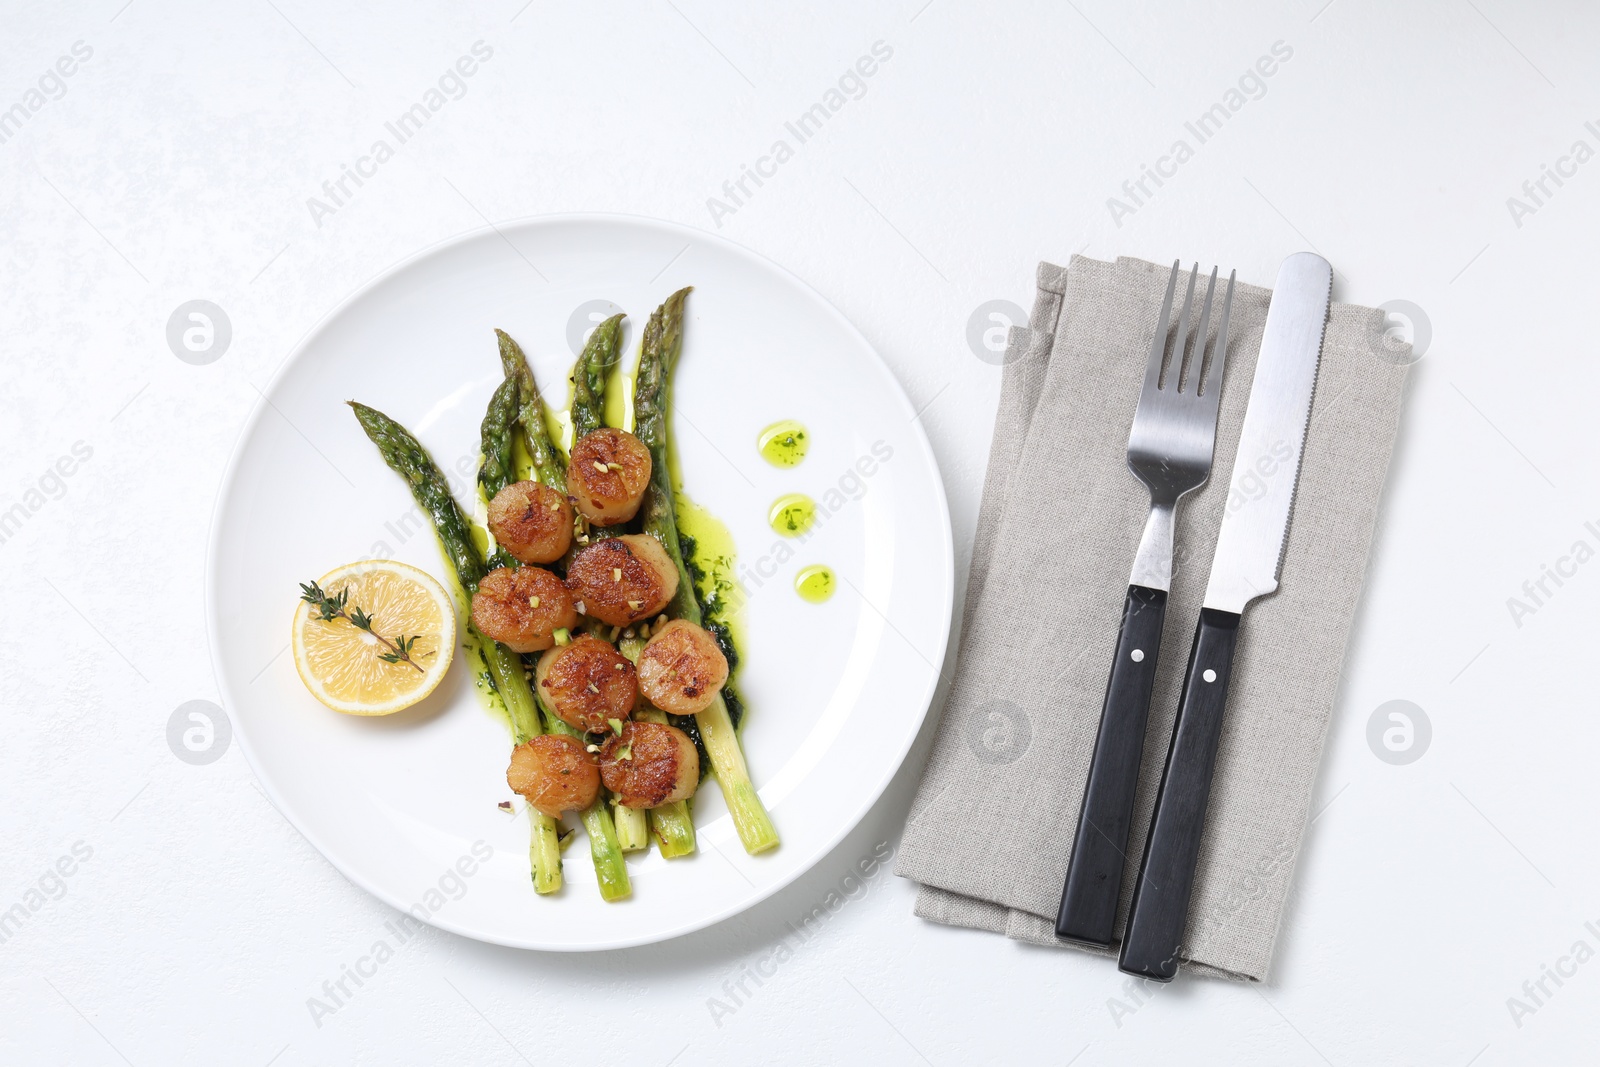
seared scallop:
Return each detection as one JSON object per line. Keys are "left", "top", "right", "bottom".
{"left": 534, "top": 634, "right": 638, "bottom": 733}
{"left": 599, "top": 721, "right": 699, "bottom": 808}
{"left": 565, "top": 534, "right": 679, "bottom": 626}
{"left": 636, "top": 619, "right": 729, "bottom": 715}
{"left": 568, "top": 428, "right": 652, "bottom": 525}
{"left": 470, "top": 566, "right": 577, "bottom": 653}
{"left": 507, "top": 735, "right": 600, "bottom": 817}
{"left": 487, "top": 480, "right": 573, "bottom": 565}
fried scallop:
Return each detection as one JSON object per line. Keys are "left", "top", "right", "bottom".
{"left": 507, "top": 735, "right": 600, "bottom": 817}
{"left": 487, "top": 480, "right": 573, "bottom": 565}
{"left": 565, "top": 534, "right": 679, "bottom": 626}
{"left": 636, "top": 619, "right": 729, "bottom": 715}
{"left": 599, "top": 721, "right": 699, "bottom": 808}
{"left": 568, "top": 428, "right": 652, "bottom": 525}
{"left": 534, "top": 634, "right": 638, "bottom": 734}
{"left": 469, "top": 566, "right": 577, "bottom": 653}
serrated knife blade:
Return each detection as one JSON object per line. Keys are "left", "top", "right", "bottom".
{"left": 1202, "top": 251, "right": 1332, "bottom": 614}
{"left": 1118, "top": 252, "right": 1334, "bottom": 982}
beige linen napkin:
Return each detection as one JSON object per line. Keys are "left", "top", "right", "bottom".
{"left": 897, "top": 255, "right": 1408, "bottom": 981}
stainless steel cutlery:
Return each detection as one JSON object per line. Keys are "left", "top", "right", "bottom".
{"left": 1052, "top": 251, "right": 1335, "bottom": 981}
{"left": 1117, "top": 252, "right": 1333, "bottom": 981}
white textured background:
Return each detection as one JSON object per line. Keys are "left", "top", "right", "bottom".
{"left": 3, "top": 1, "right": 1597, "bottom": 1064}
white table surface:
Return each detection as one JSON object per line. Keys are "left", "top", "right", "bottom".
{"left": 3, "top": 1, "right": 1595, "bottom": 1063}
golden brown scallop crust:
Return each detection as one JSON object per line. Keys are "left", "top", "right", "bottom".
{"left": 565, "top": 534, "right": 679, "bottom": 626}
{"left": 469, "top": 566, "right": 578, "bottom": 653}
{"left": 568, "top": 428, "right": 652, "bottom": 525}
{"left": 636, "top": 619, "right": 729, "bottom": 715}
{"left": 599, "top": 721, "right": 699, "bottom": 808}
{"left": 487, "top": 481, "right": 574, "bottom": 565}
{"left": 534, "top": 634, "right": 638, "bottom": 733}
{"left": 507, "top": 735, "right": 600, "bottom": 817}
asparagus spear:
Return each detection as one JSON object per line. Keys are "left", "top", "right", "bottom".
{"left": 347, "top": 401, "right": 563, "bottom": 894}
{"left": 350, "top": 401, "right": 485, "bottom": 595}
{"left": 612, "top": 797, "right": 651, "bottom": 853}
{"left": 469, "top": 380, "right": 634, "bottom": 903}
{"left": 634, "top": 289, "right": 780, "bottom": 855}
{"left": 496, "top": 329, "right": 565, "bottom": 491}
{"left": 567, "top": 314, "right": 631, "bottom": 544}
{"left": 568, "top": 315, "right": 657, "bottom": 855}
{"left": 619, "top": 634, "right": 697, "bottom": 858}
{"left": 535, "top": 710, "right": 633, "bottom": 898}
{"left": 570, "top": 314, "right": 624, "bottom": 442}
{"left": 605, "top": 708, "right": 651, "bottom": 854}
{"left": 477, "top": 376, "right": 520, "bottom": 503}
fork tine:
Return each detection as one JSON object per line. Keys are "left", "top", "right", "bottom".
{"left": 1169, "top": 263, "right": 1199, "bottom": 391}
{"left": 1185, "top": 267, "right": 1218, "bottom": 393}
{"left": 1201, "top": 269, "right": 1237, "bottom": 401}
{"left": 1140, "top": 260, "right": 1182, "bottom": 398}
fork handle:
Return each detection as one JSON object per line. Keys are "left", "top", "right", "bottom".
{"left": 1056, "top": 584, "right": 1167, "bottom": 946}
{"left": 1118, "top": 608, "right": 1242, "bottom": 981}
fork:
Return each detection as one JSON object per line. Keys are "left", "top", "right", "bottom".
{"left": 1055, "top": 260, "right": 1236, "bottom": 947}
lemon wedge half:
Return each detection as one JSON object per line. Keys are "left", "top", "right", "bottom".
{"left": 292, "top": 559, "right": 455, "bottom": 715}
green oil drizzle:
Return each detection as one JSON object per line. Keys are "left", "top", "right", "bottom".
{"left": 767, "top": 493, "right": 816, "bottom": 537}
{"left": 676, "top": 494, "right": 749, "bottom": 757}
{"left": 758, "top": 420, "right": 809, "bottom": 468}
{"left": 441, "top": 562, "right": 512, "bottom": 732}
{"left": 547, "top": 383, "right": 574, "bottom": 460}
{"left": 794, "top": 565, "right": 835, "bottom": 604}
{"left": 602, "top": 332, "right": 636, "bottom": 433}
{"left": 675, "top": 494, "right": 746, "bottom": 651}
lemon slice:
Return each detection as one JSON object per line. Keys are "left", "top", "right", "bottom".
{"left": 293, "top": 560, "right": 456, "bottom": 715}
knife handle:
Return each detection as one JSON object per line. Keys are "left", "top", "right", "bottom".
{"left": 1056, "top": 585, "right": 1168, "bottom": 946}
{"left": 1118, "top": 607, "right": 1242, "bottom": 981}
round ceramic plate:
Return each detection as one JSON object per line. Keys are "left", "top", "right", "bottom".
{"left": 207, "top": 215, "right": 953, "bottom": 950}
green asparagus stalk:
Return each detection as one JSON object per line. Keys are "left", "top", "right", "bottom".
{"left": 478, "top": 376, "right": 520, "bottom": 503}
{"left": 612, "top": 797, "right": 650, "bottom": 853}
{"left": 568, "top": 314, "right": 629, "bottom": 543}
{"left": 348, "top": 401, "right": 562, "bottom": 893}
{"left": 633, "top": 289, "right": 779, "bottom": 855}
{"left": 619, "top": 634, "right": 697, "bottom": 858}
{"left": 571, "top": 314, "right": 624, "bottom": 442}
{"left": 350, "top": 401, "right": 485, "bottom": 593}
{"left": 468, "top": 382, "right": 634, "bottom": 903}
{"left": 606, "top": 696, "right": 650, "bottom": 854}
{"left": 574, "top": 323, "right": 661, "bottom": 857}
{"left": 538, "top": 712, "right": 633, "bottom": 900}
{"left": 495, "top": 329, "right": 565, "bottom": 491}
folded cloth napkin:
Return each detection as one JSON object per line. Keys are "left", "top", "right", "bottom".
{"left": 896, "top": 255, "right": 1408, "bottom": 982}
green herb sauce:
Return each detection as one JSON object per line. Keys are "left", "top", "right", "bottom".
{"left": 794, "top": 564, "right": 835, "bottom": 604}
{"left": 757, "top": 420, "right": 809, "bottom": 468}
{"left": 767, "top": 493, "right": 816, "bottom": 537}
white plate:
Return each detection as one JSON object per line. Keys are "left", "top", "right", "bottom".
{"left": 206, "top": 215, "right": 953, "bottom": 950}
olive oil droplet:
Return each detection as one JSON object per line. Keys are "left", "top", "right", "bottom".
{"left": 768, "top": 493, "right": 816, "bottom": 537}
{"left": 758, "top": 420, "right": 809, "bottom": 468}
{"left": 795, "top": 565, "right": 835, "bottom": 603}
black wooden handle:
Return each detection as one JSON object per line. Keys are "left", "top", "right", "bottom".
{"left": 1056, "top": 585, "right": 1168, "bottom": 946}
{"left": 1118, "top": 607, "right": 1242, "bottom": 981}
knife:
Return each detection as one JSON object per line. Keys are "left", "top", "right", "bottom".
{"left": 1117, "top": 252, "right": 1333, "bottom": 981}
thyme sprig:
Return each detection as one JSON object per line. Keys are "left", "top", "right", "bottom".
{"left": 299, "top": 580, "right": 429, "bottom": 673}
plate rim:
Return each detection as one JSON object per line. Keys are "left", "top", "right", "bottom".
{"left": 204, "top": 212, "right": 955, "bottom": 951}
